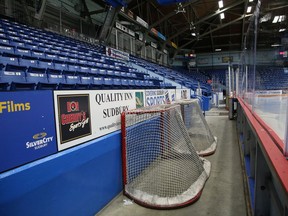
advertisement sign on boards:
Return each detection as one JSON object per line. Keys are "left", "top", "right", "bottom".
{"left": 176, "top": 89, "right": 190, "bottom": 100}
{"left": 145, "top": 89, "right": 176, "bottom": 106}
{"left": 0, "top": 91, "right": 57, "bottom": 173}
{"left": 91, "top": 90, "right": 139, "bottom": 137}
{"left": 54, "top": 90, "right": 145, "bottom": 151}
{"left": 57, "top": 94, "right": 92, "bottom": 144}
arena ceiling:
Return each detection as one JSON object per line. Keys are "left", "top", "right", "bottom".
{"left": 42, "top": 0, "right": 288, "bottom": 55}
{"left": 118, "top": 0, "right": 288, "bottom": 54}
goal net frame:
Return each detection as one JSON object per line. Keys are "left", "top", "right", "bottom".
{"left": 121, "top": 104, "right": 210, "bottom": 209}
{"left": 176, "top": 99, "right": 217, "bottom": 156}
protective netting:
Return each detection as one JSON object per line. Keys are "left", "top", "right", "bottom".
{"left": 121, "top": 104, "right": 211, "bottom": 209}
{"left": 176, "top": 99, "right": 217, "bottom": 156}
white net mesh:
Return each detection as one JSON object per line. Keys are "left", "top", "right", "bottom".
{"left": 122, "top": 104, "right": 211, "bottom": 209}
{"left": 176, "top": 99, "right": 217, "bottom": 156}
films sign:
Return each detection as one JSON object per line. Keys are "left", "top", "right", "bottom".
{"left": 0, "top": 91, "right": 57, "bottom": 173}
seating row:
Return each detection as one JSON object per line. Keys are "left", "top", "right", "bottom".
{"left": 0, "top": 18, "right": 174, "bottom": 91}
{"left": 0, "top": 69, "right": 159, "bottom": 91}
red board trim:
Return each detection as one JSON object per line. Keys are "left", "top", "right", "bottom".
{"left": 238, "top": 97, "right": 288, "bottom": 194}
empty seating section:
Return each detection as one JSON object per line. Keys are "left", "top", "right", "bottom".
{"left": 202, "top": 69, "right": 226, "bottom": 85}
{"left": 130, "top": 56, "right": 211, "bottom": 94}
{"left": 256, "top": 66, "right": 288, "bottom": 90}
{"left": 0, "top": 19, "right": 168, "bottom": 91}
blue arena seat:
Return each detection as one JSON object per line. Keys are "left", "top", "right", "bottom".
{"left": 26, "top": 71, "right": 57, "bottom": 90}
{"left": 78, "top": 66, "right": 90, "bottom": 74}
{"left": 0, "top": 55, "right": 19, "bottom": 67}
{"left": 106, "top": 70, "right": 115, "bottom": 77}
{"left": 114, "top": 71, "right": 121, "bottom": 78}
{"left": 66, "top": 75, "right": 89, "bottom": 89}
{"left": 113, "top": 78, "right": 122, "bottom": 89}
{"left": 47, "top": 72, "right": 63, "bottom": 83}
{"left": 0, "top": 44, "right": 14, "bottom": 54}
{"left": 78, "top": 59, "right": 88, "bottom": 65}
{"left": 121, "top": 79, "right": 129, "bottom": 88}
{"left": 108, "top": 64, "right": 115, "bottom": 69}
{"left": 7, "top": 35, "right": 20, "bottom": 40}
{"left": 120, "top": 72, "right": 128, "bottom": 78}
{"left": 50, "top": 49, "right": 61, "bottom": 54}
{"left": 114, "top": 65, "right": 121, "bottom": 70}
{"left": 10, "top": 40, "right": 25, "bottom": 47}
{"left": 0, "top": 65, "right": 35, "bottom": 90}
{"left": 45, "top": 53, "right": 58, "bottom": 60}
{"left": 54, "top": 62, "right": 68, "bottom": 71}
{"left": 14, "top": 47, "right": 31, "bottom": 56}
{"left": 25, "top": 43, "right": 38, "bottom": 50}
{"left": 130, "top": 73, "right": 137, "bottom": 79}
{"left": 31, "top": 50, "right": 45, "bottom": 58}
{"left": 0, "top": 76, "right": 9, "bottom": 90}
{"left": 68, "top": 53, "right": 78, "bottom": 59}
{"left": 80, "top": 76, "right": 93, "bottom": 86}
{"left": 38, "top": 60, "right": 54, "bottom": 70}
{"left": 91, "top": 77, "right": 104, "bottom": 89}
{"left": 65, "top": 75, "right": 80, "bottom": 85}
{"left": 139, "top": 80, "right": 145, "bottom": 88}
{"left": 19, "top": 57, "right": 38, "bottom": 68}
{"left": 134, "top": 80, "right": 141, "bottom": 87}
{"left": 102, "top": 63, "right": 110, "bottom": 69}
{"left": 103, "top": 77, "right": 113, "bottom": 88}
{"left": 128, "top": 79, "right": 136, "bottom": 89}
{"left": 90, "top": 68, "right": 99, "bottom": 75}
{"left": 46, "top": 72, "right": 72, "bottom": 90}
{"left": 67, "top": 58, "right": 78, "bottom": 64}
{"left": 87, "top": 61, "right": 96, "bottom": 67}
{"left": 67, "top": 64, "right": 79, "bottom": 73}
{"left": 143, "top": 80, "right": 153, "bottom": 89}
{"left": 21, "top": 38, "right": 33, "bottom": 44}
{"left": 57, "top": 55, "right": 68, "bottom": 62}
{"left": 99, "top": 69, "right": 107, "bottom": 76}
{"left": 0, "top": 37, "right": 9, "bottom": 45}
{"left": 37, "top": 46, "right": 50, "bottom": 52}
{"left": 27, "top": 66, "right": 45, "bottom": 74}
{"left": 95, "top": 62, "right": 103, "bottom": 68}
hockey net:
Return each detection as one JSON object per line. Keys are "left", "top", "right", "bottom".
{"left": 176, "top": 99, "right": 217, "bottom": 156}
{"left": 121, "top": 104, "right": 210, "bottom": 209}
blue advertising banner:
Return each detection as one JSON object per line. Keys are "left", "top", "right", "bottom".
{"left": 0, "top": 91, "right": 57, "bottom": 173}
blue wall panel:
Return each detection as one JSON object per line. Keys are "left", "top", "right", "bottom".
{"left": 0, "top": 131, "right": 122, "bottom": 216}
{"left": 0, "top": 91, "right": 57, "bottom": 173}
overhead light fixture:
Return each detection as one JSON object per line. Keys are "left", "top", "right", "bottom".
{"left": 175, "top": 3, "right": 186, "bottom": 14}
{"left": 272, "top": 16, "right": 280, "bottom": 23}
{"left": 191, "top": 32, "right": 196, "bottom": 36}
{"left": 215, "top": 48, "right": 222, "bottom": 52}
{"left": 279, "top": 15, "right": 286, "bottom": 22}
{"left": 279, "top": 28, "right": 286, "bottom": 32}
{"left": 272, "top": 15, "right": 286, "bottom": 23}
{"left": 246, "top": 6, "right": 252, "bottom": 13}
{"left": 271, "top": 44, "right": 281, "bottom": 47}
{"left": 260, "top": 13, "right": 271, "bottom": 23}
{"left": 249, "top": 0, "right": 253, "bottom": 2}
{"left": 220, "top": 13, "right": 225, "bottom": 19}
{"left": 218, "top": 0, "right": 223, "bottom": 8}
